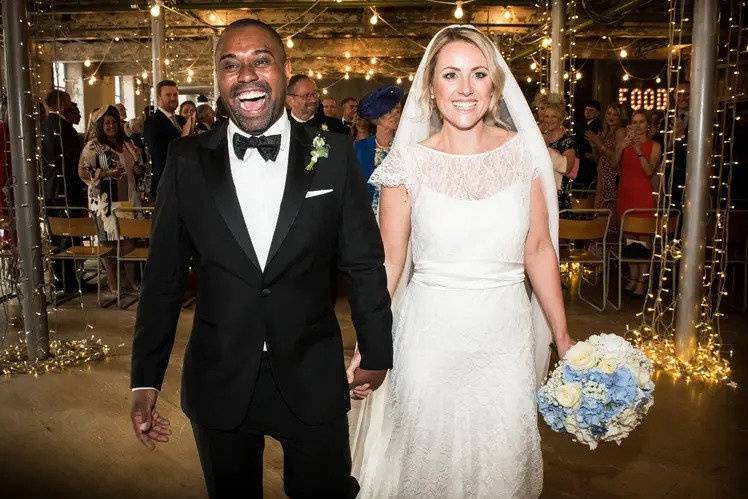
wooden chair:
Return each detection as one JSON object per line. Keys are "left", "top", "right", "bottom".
{"left": 47, "top": 208, "right": 114, "bottom": 305}
{"left": 558, "top": 209, "right": 612, "bottom": 311}
{"left": 571, "top": 196, "right": 595, "bottom": 210}
{"left": 608, "top": 208, "right": 681, "bottom": 310}
{"left": 114, "top": 207, "right": 153, "bottom": 308}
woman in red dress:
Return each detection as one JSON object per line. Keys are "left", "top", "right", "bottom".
{"left": 614, "top": 110, "right": 662, "bottom": 296}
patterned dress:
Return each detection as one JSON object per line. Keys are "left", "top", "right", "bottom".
{"left": 593, "top": 131, "right": 619, "bottom": 213}
{"left": 547, "top": 132, "right": 576, "bottom": 210}
{"left": 371, "top": 143, "right": 390, "bottom": 212}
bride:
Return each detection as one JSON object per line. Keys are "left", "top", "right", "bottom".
{"left": 346, "top": 26, "right": 574, "bottom": 497}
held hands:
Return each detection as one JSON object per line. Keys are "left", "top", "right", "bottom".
{"left": 346, "top": 348, "right": 387, "bottom": 400}
{"left": 130, "top": 389, "right": 172, "bottom": 450}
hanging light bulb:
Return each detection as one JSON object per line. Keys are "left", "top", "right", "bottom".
{"left": 344, "top": 65, "right": 351, "bottom": 72}
{"left": 88, "top": 75, "right": 97, "bottom": 85}
{"left": 344, "top": 73, "right": 350, "bottom": 80}
{"left": 136, "top": 78, "right": 141, "bottom": 85}
{"left": 135, "top": 88, "right": 141, "bottom": 96}
{"left": 286, "top": 37, "right": 294, "bottom": 49}
{"left": 526, "top": 76, "right": 532, "bottom": 83}
{"left": 186, "top": 75, "right": 193, "bottom": 83}
{"left": 541, "top": 37, "right": 552, "bottom": 48}
{"left": 208, "top": 12, "right": 217, "bottom": 22}
{"left": 530, "top": 62, "right": 537, "bottom": 70}
{"left": 454, "top": 1, "right": 464, "bottom": 19}
{"left": 114, "top": 36, "right": 121, "bottom": 42}
{"left": 619, "top": 48, "right": 628, "bottom": 58}
{"left": 540, "top": 87, "right": 547, "bottom": 95}
{"left": 187, "top": 68, "right": 194, "bottom": 77}
{"left": 365, "top": 74, "right": 371, "bottom": 80}
{"left": 307, "top": 68, "right": 314, "bottom": 77}
{"left": 344, "top": 51, "right": 351, "bottom": 59}
{"left": 149, "top": 2, "right": 161, "bottom": 17}
{"left": 563, "top": 72, "right": 569, "bottom": 80}
{"left": 316, "top": 72, "right": 323, "bottom": 80}
{"left": 575, "top": 71, "right": 582, "bottom": 80}
{"left": 164, "top": 58, "right": 171, "bottom": 66}
{"left": 655, "top": 76, "right": 662, "bottom": 84}
{"left": 367, "top": 69, "right": 374, "bottom": 76}
{"left": 322, "top": 88, "right": 328, "bottom": 95}
{"left": 369, "top": 11, "right": 378, "bottom": 25}
{"left": 141, "top": 70, "right": 148, "bottom": 80}
{"left": 84, "top": 58, "right": 92, "bottom": 68}
{"left": 622, "top": 73, "right": 630, "bottom": 82}
{"left": 408, "top": 74, "right": 414, "bottom": 82}
{"left": 396, "top": 77, "right": 402, "bottom": 84}
{"left": 370, "top": 57, "right": 377, "bottom": 64}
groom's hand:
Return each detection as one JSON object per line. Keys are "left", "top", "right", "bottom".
{"left": 350, "top": 368, "right": 387, "bottom": 398}
{"left": 130, "top": 389, "right": 172, "bottom": 450}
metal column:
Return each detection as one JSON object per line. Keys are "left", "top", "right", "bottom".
{"left": 674, "top": 0, "right": 719, "bottom": 361}
{"left": 549, "top": 0, "right": 564, "bottom": 94}
{"left": 2, "top": 0, "right": 50, "bottom": 360}
{"left": 150, "top": 1, "right": 164, "bottom": 103}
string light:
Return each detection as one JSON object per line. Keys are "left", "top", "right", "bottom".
{"left": 88, "top": 75, "right": 96, "bottom": 85}
{"left": 530, "top": 62, "right": 537, "bottom": 70}
{"left": 541, "top": 37, "right": 552, "bottom": 48}
{"left": 164, "top": 58, "right": 170, "bottom": 66}
{"left": 396, "top": 77, "right": 402, "bottom": 84}
{"left": 83, "top": 58, "right": 91, "bottom": 68}
{"left": 656, "top": 75, "right": 662, "bottom": 84}
{"left": 141, "top": 70, "right": 148, "bottom": 80}
{"left": 365, "top": 74, "right": 371, "bottom": 80}
{"left": 575, "top": 71, "right": 582, "bottom": 80}
{"left": 344, "top": 51, "right": 351, "bottom": 59}
{"left": 322, "top": 88, "right": 328, "bottom": 95}
{"left": 620, "top": 48, "right": 628, "bottom": 58}
{"left": 286, "top": 37, "right": 295, "bottom": 49}
{"left": 369, "top": 9, "right": 379, "bottom": 25}
{"left": 316, "top": 71, "right": 323, "bottom": 80}
{"left": 307, "top": 68, "right": 315, "bottom": 78}
{"left": 408, "top": 74, "right": 414, "bottom": 81}
{"left": 344, "top": 73, "right": 350, "bottom": 80}
{"left": 149, "top": 2, "right": 161, "bottom": 17}
{"left": 622, "top": 73, "right": 630, "bottom": 81}
{"left": 370, "top": 57, "right": 378, "bottom": 64}
{"left": 344, "top": 65, "right": 352, "bottom": 72}
{"left": 454, "top": 1, "right": 464, "bottom": 19}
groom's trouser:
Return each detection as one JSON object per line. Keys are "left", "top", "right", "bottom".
{"left": 191, "top": 353, "right": 359, "bottom": 499}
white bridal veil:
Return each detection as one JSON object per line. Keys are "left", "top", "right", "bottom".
{"left": 351, "top": 24, "right": 559, "bottom": 475}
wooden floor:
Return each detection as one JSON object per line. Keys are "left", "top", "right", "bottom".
{"left": 0, "top": 288, "right": 745, "bottom": 498}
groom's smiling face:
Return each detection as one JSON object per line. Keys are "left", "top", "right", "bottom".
{"left": 216, "top": 24, "right": 291, "bottom": 135}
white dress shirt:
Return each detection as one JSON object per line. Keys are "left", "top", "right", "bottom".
{"left": 158, "top": 106, "right": 181, "bottom": 131}
{"left": 132, "top": 111, "right": 291, "bottom": 392}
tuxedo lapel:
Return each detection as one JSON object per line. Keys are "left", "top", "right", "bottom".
{"left": 199, "top": 125, "right": 262, "bottom": 273}
{"left": 265, "top": 122, "right": 315, "bottom": 269}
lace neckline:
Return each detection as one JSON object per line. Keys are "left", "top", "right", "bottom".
{"left": 415, "top": 133, "right": 518, "bottom": 158}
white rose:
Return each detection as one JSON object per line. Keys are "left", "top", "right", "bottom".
{"left": 555, "top": 383, "right": 582, "bottom": 408}
{"left": 616, "top": 408, "right": 638, "bottom": 428}
{"left": 565, "top": 342, "right": 597, "bottom": 370}
{"left": 598, "top": 356, "right": 620, "bottom": 374}
{"left": 635, "top": 367, "right": 652, "bottom": 387}
{"left": 563, "top": 415, "right": 579, "bottom": 433}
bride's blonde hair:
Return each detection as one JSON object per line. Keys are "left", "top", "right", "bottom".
{"left": 420, "top": 27, "right": 506, "bottom": 126}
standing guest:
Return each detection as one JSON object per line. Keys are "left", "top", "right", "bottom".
{"left": 542, "top": 100, "right": 577, "bottom": 209}
{"left": 322, "top": 97, "right": 338, "bottom": 118}
{"left": 78, "top": 106, "right": 144, "bottom": 292}
{"left": 41, "top": 90, "right": 88, "bottom": 293}
{"left": 115, "top": 103, "right": 132, "bottom": 136}
{"left": 214, "top": 97, "right": 228, "bottom": 128}
{"left": 196, "top": 103, "right": 216, "bottom": 132}
{"left": 286, "top": 74, "right": 349, "bottom": 134}
{"left": 62, "top": 102, "right": 82, "bottom": 127}
{"left": 614, "top": 110, "right": 661, "bottom": 296}
{"left": 340, "top": 97, "right": 358, "bottom": 134}
{"left": 179, "top": 100, "right": 198, "bottom": 135}
{"left": 532, "top": 92, "right": 549, "bottom": 129}
{"left": 143, "top": 80, "right": 192, "bottom": 199}
{"left": 196, "top": 94, "right": 210, "bottom": 103}
{"left": 353, "top": 114, "right": 372, "bottom": 141}
{"left": 353, "top": 85, "right": 402, "bottom": 211}
{"left": 575, "top": 99, "right": 602, "bottom": 187}
{"left": 42, "top": 90, "right": 87, "bottom": 208}
{"left": 586, "top": 103, "right": 627, "bottom": 214}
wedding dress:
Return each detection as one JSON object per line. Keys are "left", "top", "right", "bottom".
{"left": 349, "top": 25, "right": 559, "bottom": 499}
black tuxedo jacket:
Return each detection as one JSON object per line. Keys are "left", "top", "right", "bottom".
{"left": 131, "top": 120, "right": 392, "bottom": 429}
{"left": 142, "top": 110, "right": 186, "bottom": 198}
{"left": 41, "top": 113, "right": 86, "bottom": 206}
{"left": 290, "top": 113, "right": 350, "bottom": 136}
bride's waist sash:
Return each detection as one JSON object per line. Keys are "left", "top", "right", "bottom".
{"left": 411, "top": 260, "right": 525, "bottom": 290}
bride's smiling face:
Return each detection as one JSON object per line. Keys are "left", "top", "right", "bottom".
{"left": 431, "top": 40, "right": 493, "bottom": 131}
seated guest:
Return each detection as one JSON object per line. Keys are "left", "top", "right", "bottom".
{"left": 353, "top": 85, "right": 403, "bottom": 211}
{"left": 286, "top": 74, "right": 349, "bottom": 134}
{"left": 340, "top": 97, "right": 358, "bottom": 134}
{"left": 195, "top": 103, "right": 216, "bottom": 132}
{"left": 78, "top": 106, "right": 144, "bottom": 292}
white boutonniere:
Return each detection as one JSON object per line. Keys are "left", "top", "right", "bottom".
{"left": 306, "top": 134, "right": 330, "bottom": 171}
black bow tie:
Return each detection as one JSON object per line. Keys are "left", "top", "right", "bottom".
{"left": 232, "top": 133, "right": 281, "bottom": 162}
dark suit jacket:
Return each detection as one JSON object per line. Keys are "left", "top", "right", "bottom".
{"left": 142, "top": 109, "right": 185, "bottom": 199}
{"left": 290, "top": 113, "right": 350, "bottom": 136}
{"left": 131, "top": 120, "right": 393, "bottom": 429}
{"left": 41, "top": 113, "right": 86, "bottom": 206}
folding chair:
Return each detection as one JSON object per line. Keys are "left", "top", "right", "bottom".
{"left": 47, "top": 207, "right": 114, "bottom": 306}
{"left": 608, "top": 208, "right": 681, "bottom": 310}
{"left": 558, "top": 209, "right": 612, "bottom": 311}
{"left": 113, "top": 207, "right": 153, "bottom": 308}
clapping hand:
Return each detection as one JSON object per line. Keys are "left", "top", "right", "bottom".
{"left": 346, "top": 348, "right": 387, "bottom": 400}
{"left": 181, "top": 113, "right": 195, "bottom": 137}
{"left": 584, "top": 130, "right": 600, "bottom": 147}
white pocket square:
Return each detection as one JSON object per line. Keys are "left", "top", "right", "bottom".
{"left": 305, "top": 189, "right": 333, "bottom": 199}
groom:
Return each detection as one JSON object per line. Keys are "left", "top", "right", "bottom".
{"left": 130, "top": 19, "right": 392, "bottom": 498}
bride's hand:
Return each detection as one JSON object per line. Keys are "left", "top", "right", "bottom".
{"left": 555, "top": 335, "right": 576, "bottom": 359}
{"left": 346, "top": 347, "right": 374, "bottom": 400}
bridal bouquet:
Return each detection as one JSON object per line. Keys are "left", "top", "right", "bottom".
{"left": 537, "top": 334, "right": 655, "bottom": 449}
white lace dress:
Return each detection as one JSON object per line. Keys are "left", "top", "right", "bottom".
{"left": 353, "top": 135, "right": 543, "bottom": 498}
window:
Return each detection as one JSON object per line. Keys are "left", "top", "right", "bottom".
{"left": 114, "top": 75, "right": 123, "bottom": 103}
{"left": 53, "top": 62, "right": 65, "bottom": 90}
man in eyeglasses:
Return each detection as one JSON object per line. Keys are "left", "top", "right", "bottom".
{"left": 286, "top": 74, "right": 349, "bottom": 135}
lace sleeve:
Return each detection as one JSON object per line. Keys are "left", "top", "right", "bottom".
{"left": 368, "top": 146, "right": 408, "bottom": 188}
